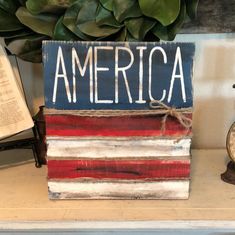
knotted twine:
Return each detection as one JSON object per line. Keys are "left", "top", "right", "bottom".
{"left": 45, "top": 100, "right": 192, "bottom": 132}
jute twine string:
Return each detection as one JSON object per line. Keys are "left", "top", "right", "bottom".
{"left": 149, "top": 100, "right": 192, "bottom": 132}
{"left": 46, "top": 100, "right": 192, "bottom": 130}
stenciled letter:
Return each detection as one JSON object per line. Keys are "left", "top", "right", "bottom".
{"left": 135, "top": 46, "right": 147, "bottom": 104}
{"left": 94, "top": 46, "right": 114, "bottom": 104}
{"left": 72, "top": 47, "right": 93, "bottom": 103}
{"left": 168, "top": 47, "right": 186, "bottom": 103}
{"left": 149, "top": 47, "right": 167, "bottom": 102}
{"left": 53, "top": 46, "right": 71, "bottom": 103}
{"left": 115, "top": 46, "right": 134, "bottom": 103}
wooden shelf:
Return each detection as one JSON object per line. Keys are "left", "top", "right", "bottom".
{"left": 0, "top": 149, "right": 234, "bottom": 222}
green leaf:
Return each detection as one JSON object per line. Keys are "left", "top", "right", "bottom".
{"left": 0, "top": 0, "right": 20, "bottom": 14}
{"left": 76, "top": 0, "right": 120, "bottom": 37}
{"left": 26, "top": 0, "right": 77, "bottom": 14}
{"left": 113, "top": 0, "right": 142, "bottom": 22}
{"left": 18, "top": 0, "right": 27, "bottom": 6}
{"left": 78, "top": 21, "right": 120, "bottom": 37}
{"left": 125, "top": 31, "right": 139, "bottom": 42}
{"left": 144, "top": 31, "right": 160, "bottom": 41}
{"left": 63, "top": 1, "right": 95, "bottom": 40}
{"left": 16, "top": 7, "right": 58, "bottom": 37}
{"left": 0, "top": 29, "right": 33, "bottom": 40}
{"left": 0, "top": 8, "right": 24, "bottom": 32}
{"left": 185, "top": 0, "right": 199, "bottom": 20}
{"left": 96, "top": 4, "right": 121, "bottom": 28}
{"left": 6, "top": 34, "right": 48, "bottom": 63}
{"left": 76, "top": 0, "right": 98, "bottom": 25}
{"left": 53, "top": 16, "right": 78, "bottom": 40}
{"left": 99, "top": 0, "right": 113, "bottom": 11}
{"left": 125, "top": 17, "right": 155, "bottom": 40}
{"left": 139, "top": 0, "right": 180, "bottom": 26}
{"left": 152, "top": 0, "right": 186, "bottom": 41}
{"left": 115, "top": 27, "right": 126, "bottom": 41}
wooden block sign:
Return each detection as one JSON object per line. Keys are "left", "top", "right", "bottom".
{"left": 43, "top": 41, "right": 195, "bottom": 110}
{"left": 43, "top": 41, "right": 195, "bottom": 200}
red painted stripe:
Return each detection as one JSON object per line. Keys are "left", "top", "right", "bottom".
{"left": 47, "top": 159, "right": 190, "bottom": 180}
{"left": 45, "top": 115, "right": 192, "bottom": 137}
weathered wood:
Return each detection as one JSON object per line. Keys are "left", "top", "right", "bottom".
{"left": 48, "top": 180, "right": 189, "bottom": 199}
{"left": 181, "top": 0, "right": 235, "bottom": 33}
{"left": 43, "top": 42, "right": 195, "bottom": 110}
{"left": 47, "top": 159, "right": 190, "bottom": 180}
{"left": 43, "top": 41, "right": 194, "bottom": 200}
{"left": 45, "top": 114, "right": 192, "bottom": 137}
{"left": 46, "top": 138, "right": 191, "bottom": 158}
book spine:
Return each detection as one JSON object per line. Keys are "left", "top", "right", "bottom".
{"left": 46, "top": 138, "right": 191, "bottom": 158}
{"left": 47, "top": 159, "right": 190, "bottom": 180}
{"left": 45, "top": 114, "right": 192, "bottom": 137}
{"left": 48, "top": 180, "right": 190, "bottom": 199}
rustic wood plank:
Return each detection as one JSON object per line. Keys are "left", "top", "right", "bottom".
{"left": 47, "top": 159, "right": 190, "bottom": 180}
{"left": 43, "top": 42, "right": 195, "bottom": 110}
{"left": 46, "top": 138, "right": 191, "bottom": 158}
{"left": 181, "top": 0, "right": 235, "bottom": 33}
{"left": 48, "top": 180, "right": 189, "bottom": 199}
{"left": 45, "top": 114, "right": 192, "bottom": 137}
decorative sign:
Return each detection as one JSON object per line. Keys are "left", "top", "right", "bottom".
{"left": 43, "top": 41, "right": 195, "bottom": 110}
{"left": 43, "top": 41, "right": 195, "bottom": 200}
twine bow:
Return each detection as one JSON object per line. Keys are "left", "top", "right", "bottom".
{"left": 149, "top": 100, "right": 192, "bottom": 132}
{"left": 45, "top": 100, "right": 192, "bottom": 131}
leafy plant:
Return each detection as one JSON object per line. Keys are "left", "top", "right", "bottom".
{"left": 0, "top": 0, "right": 198, "bottom": 63}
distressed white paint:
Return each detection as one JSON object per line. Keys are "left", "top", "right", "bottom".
{"left": 168, "top": 47, "right": 186, "bottom": 103}
{"left": 135, "top": 46, "right": 147, "bottom": 104}
{"left": 48, "top": 180, "right": 189, "bottom": 199}
{"left": 46, "top": 138, "right": 191, "bottom": 158}
{"left": 115, "top": 47, "right": 134, "bottom": 104}
{"left": 149, "top": 47, "right": 167, "bottom": 101}
{"left": 94, "top": 46, "right": 114, "bottom": 104}
{"left": 53, "top": 46, "right": 71, "bottom": 103}
{"left": 72, "top": 47, "right": 93, "bottom": 103}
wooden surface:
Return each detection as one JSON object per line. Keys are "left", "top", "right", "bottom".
{"left": 43, "top": 41, "right": 194, "bottom": 110}
{"left": 181, "top": 0, "right": 235, "bottom": 33}
{"left": 0, "top": 149, "right": 235, "bottom": 221}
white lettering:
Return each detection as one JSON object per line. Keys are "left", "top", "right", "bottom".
{"left": 168, "top": 47, "right": 186, "bottom": 103}
{"left": 115, "top": 47, "right": 134, "bottom": 103}
{"left": 135, "top": 46, "right": 147, "bottom": 104}
{"left": 94, "top": 46, "right": 113, "bottom": 104}
{"left": 72, "top": 47, "right": 93, "bottom": 103}
{"left": 53, "top": 46, "right": 71, "bottom": 103}
{"left": 149, "top": 47, "right": 167, "bottom": 102}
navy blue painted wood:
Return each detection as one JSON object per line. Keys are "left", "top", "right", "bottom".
{"left": 43, "top": 41, "right": 195, "bottom": 110}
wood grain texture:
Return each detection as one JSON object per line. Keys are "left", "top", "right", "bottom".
{"left": 43, "top": 41, "right": 194, "bottom": 110}
{"left": 48, "top": 180, "right": 189, "bottom": 199}
{"left": 47, "top": 159, "right": 190, "bottom": 180}
{"left": 45, "top": 114, "right": 192, "bottom": 137}
{"left": 181, "top": 0, "right": 235, "bottom": 33}
{"left": 46, "top": 138, "right": 191, "bottom": 158}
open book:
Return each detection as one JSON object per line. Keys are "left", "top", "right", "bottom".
{"left": 0, "top": 45, "right": 34, "bottom": 139}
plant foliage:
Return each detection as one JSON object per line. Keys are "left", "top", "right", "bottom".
{"left": 0, "top": 0, "right": 198, "bottom": 62}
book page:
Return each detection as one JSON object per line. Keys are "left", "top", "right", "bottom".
{"left": 0, "top": 45, "right": 34, "bottom": 139}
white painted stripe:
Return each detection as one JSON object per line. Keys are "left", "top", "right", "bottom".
{"left": 47, "top": 138, "right": 191, "bottom": 158}
{"left": 1, "top": 220, "right": 235, "bottom": 230}
{"left": 48, "top": 180, "right": 189, "bottom": 199}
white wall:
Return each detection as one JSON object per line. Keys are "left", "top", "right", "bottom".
{"left": 14, "top": 34, "right": 235, "bottom": 149}
{"left": 175, "top": 34, "right": 235, "bottom": 148}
